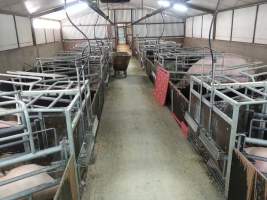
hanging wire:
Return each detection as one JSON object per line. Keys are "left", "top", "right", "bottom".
{"left": 159, "top": 11, "right": 165, "bottom": 40}
{"left": 209, "top": 0, "right": 221, "bottom": 84}
{"left": 157, "top": 11, "right": 165, "bottom": 53}
{"left": 64, "top": 0, "right": 91, "bottom": 55}
{"left": 206, "top": 0, "right": 221, "bottom": 136}
{"left": 145, "top": 10, "right": 149, "bottom": 38}
{"left": 94, "top": 14, "right": 103, "bottom": 52}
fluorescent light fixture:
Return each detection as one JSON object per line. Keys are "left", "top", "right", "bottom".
{"left": 158, "top": 0, "right": 170, "bottom": 8}
{"left": 33, "top": 18, "right": 61, "bottom": 29}
{"left": 173, "top": 3, "right": 188, "bottom": 12}
{"left": 24, "top": 1, "right": 40, "bottom": 14}
{"left": 66, "top": 2, "right": 89, "bottom": 15}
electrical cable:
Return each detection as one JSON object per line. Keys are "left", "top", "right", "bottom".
{"left": 209, "top": 0, "right": 221, "bottom": 84}
{"left": 64, "top": 0, "right": 91, "bottom": 55}
{"left": 158, "top": 11, "right": 165, "bottom": 54}
{"left": 159, "top": 11, "right": 165, "bottom": 41}
{"left": 207, "top": 0, "right": 221, "bottom": 136}
{"left": 145, "top": 10, "right": 149, "bottom": 38}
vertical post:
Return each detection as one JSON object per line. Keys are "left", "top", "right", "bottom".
{"left": 212, "top": 14, "right": 217, "bottom": 40}
{"left": 230, "top": 10, "right": 234, "bottom": 42}
{"left": 44, "top": 29, "right": 47, "bottom": 44}
{"left": 30, "top": 18, "right": 37, "bottom": 46}
{"left": 192, "top": 16, "right": 194, "bottom": 38}
{"left": 65, "top": 110, "right": 75, "bottom": 154}
{"left": 53, "top": 29, "right": 56, "bottom": 43}
{"left": 13, "top": 15, "right": 20, "bottom": 48}
{"left": 224, "top": 105, "right": 239, "bottom": 198}
{"left": 201, "top": 15, "right": 203, "bottom": 38}
{"left": 252, "top": 4, "right": 259, "bottom": 44}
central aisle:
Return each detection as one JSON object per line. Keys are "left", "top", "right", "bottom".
{"left": 83, "top": 58, "right": 223, "bottom": 200}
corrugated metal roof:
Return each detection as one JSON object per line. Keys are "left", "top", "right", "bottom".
{"left": 0, "top": 0, "right": 264, "bottom": 19}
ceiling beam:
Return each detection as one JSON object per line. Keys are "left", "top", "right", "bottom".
{"left": 31, "top": 1, "right": 113, "bottom": 24}
{"left": 31, "top": 6, "right": 66, "bottom": 18}
{"left": 0, "top": 9, "right": 29, "bottom": 18}
{"left": 185, "top": 3, "right": 213, "bottom": 13}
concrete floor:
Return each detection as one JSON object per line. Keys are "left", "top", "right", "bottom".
{"left": 82, "top": 58, "right": 224, "bottom": 200}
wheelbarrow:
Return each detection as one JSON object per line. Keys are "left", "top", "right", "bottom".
{"left": 112, "top": 52, "right": 131, "bottom": 78}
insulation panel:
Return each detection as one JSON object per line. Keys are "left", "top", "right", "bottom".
{"left": 45, "top": 29, "right": 55, "bottom": 43}
{"left": 15, "top": 16, "right": 33, "bottom": 47}
{"left": 186, "top": 17, "right": 193, "bottom": 37}
{"left": 202, "top": 14, "right": 213, "bottom": 39}
{"left": 193, "top": 16, "right": 202, "bottom": 38}
{"left": 35, "top": 28, "right": 46, "bottom": 44}
{"left": 254, "top": 4, "right": 267, "bottom": 44}
{"left": 0, "top": 14, "right": 18, "bottom": 51}
{"left": 232, "top": 6, "right": 257, "bottom": 43}
{"left": 216, "top": 10, "right": 233, "bottom": 41}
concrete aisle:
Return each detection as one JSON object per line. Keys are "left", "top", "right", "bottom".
{"left": 82, "top": 58, "right": 223, "bottom": 200}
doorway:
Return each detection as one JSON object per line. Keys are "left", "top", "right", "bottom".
{"left": 117, "top": 24, "right": 126, "bottom": 44}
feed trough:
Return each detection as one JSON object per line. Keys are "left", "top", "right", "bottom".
{"left": 112, "top": 52, "right": 131, "bottom": 78}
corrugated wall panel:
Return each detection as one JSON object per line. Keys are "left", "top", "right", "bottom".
{"left": 35, "top": 28, "right": 46, "bottom": 44}
{"left": 62, "top": 25, "right": 112, "bottom": 39}
{"left": 54, "top": 29, "right": 61, "bottom": 42}
{"left": 202, "top": 14, "right": 213, "bottom": 39}
{"left": 134, "top": 23, "right": 184, "bottom": 37}
{"left": 193, "top": 16, "right": 202, "bottom": 38}
{"left": 45, "top": 29, "right": 55, "bottom": 43}
{"left": 254, "top": 4, "right": 267, "bottom": 44}
{"left": 232, "top": 6, "right": 257, "bottom": 43}
{"left": 0, "top": 14, "right": 18, "bottom": 51}
{"left": 115, "top": 9, "right": 131, "bottom": 23}
{"left": 15, "top": 16, "right": 33, "bottom": 47}
{"left": 215, "top": 10, "right": 232, "bottom": 41}
{"left": 186, "top": 17, "right": 193, "bottom": 37}
{"left": 62, "top": 12, "right": 109, "bottom": 26}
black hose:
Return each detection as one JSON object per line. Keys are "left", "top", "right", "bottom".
{"left": 209, "top": 0, "right": 221, "bottom": 84}
{"left": 64, "top": 0, "right": 91, "bottom": 54}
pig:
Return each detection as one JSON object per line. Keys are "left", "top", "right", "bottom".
{"left": 0, "top": 164, "right": 58, "bottom": 200}
{"left": 245, "top": 147, "right": 267, "bottom": 174}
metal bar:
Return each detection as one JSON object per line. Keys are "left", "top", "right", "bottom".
{"left": 13, "top": 15, "right": 20, "bottom": 48}
{"left": 252, "top": 4, "right": 259, "bottom": 44}
{"left": 225, "top": 105, "right": 240, "bottom": 197}
{"left": 0, "top": 163, "right": 63, "bottom": 187}
{"left": 0, "top": 132, "right": 29, "bottom": 143}
{"left": 4, "top": 180, "right": 60, "bottom": 200}
{"left": 0, "top": 145, "right": 63, "bottom": 168}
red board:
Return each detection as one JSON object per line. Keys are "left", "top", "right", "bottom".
{"left": 172, "top": 113, "right": 189, "bottom": 138}
{"left": 154, "top": 66, "right": 170, "bottom": 106}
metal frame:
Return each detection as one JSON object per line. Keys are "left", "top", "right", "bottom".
{"left": 187, "top": 75, "right": 267, "bottom": 197}
{"left": 0, "top": 39, "right": 111, "bottom": 199}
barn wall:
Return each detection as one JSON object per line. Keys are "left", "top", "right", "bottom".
{"left": 184, "top": 37, "right": 267, "bottom": 64}
{"left": 0, "top": 42, "right": 63, "bottom": 72}
{"left": 184, "top": 3, "right": 267, "bottom": 64}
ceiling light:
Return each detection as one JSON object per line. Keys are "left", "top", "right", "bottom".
{"left": 158, "top": 1, "right": 170, "bottom": 8}
{"left": 173, "top": 3, "right": 188, "bottom": 12}
{"left": 24, "top": 1, "right": 40, "bottom": 14}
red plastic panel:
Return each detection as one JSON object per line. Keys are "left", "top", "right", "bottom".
{"left": 153, "top": 66, "right": 170, "bottom": 106}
